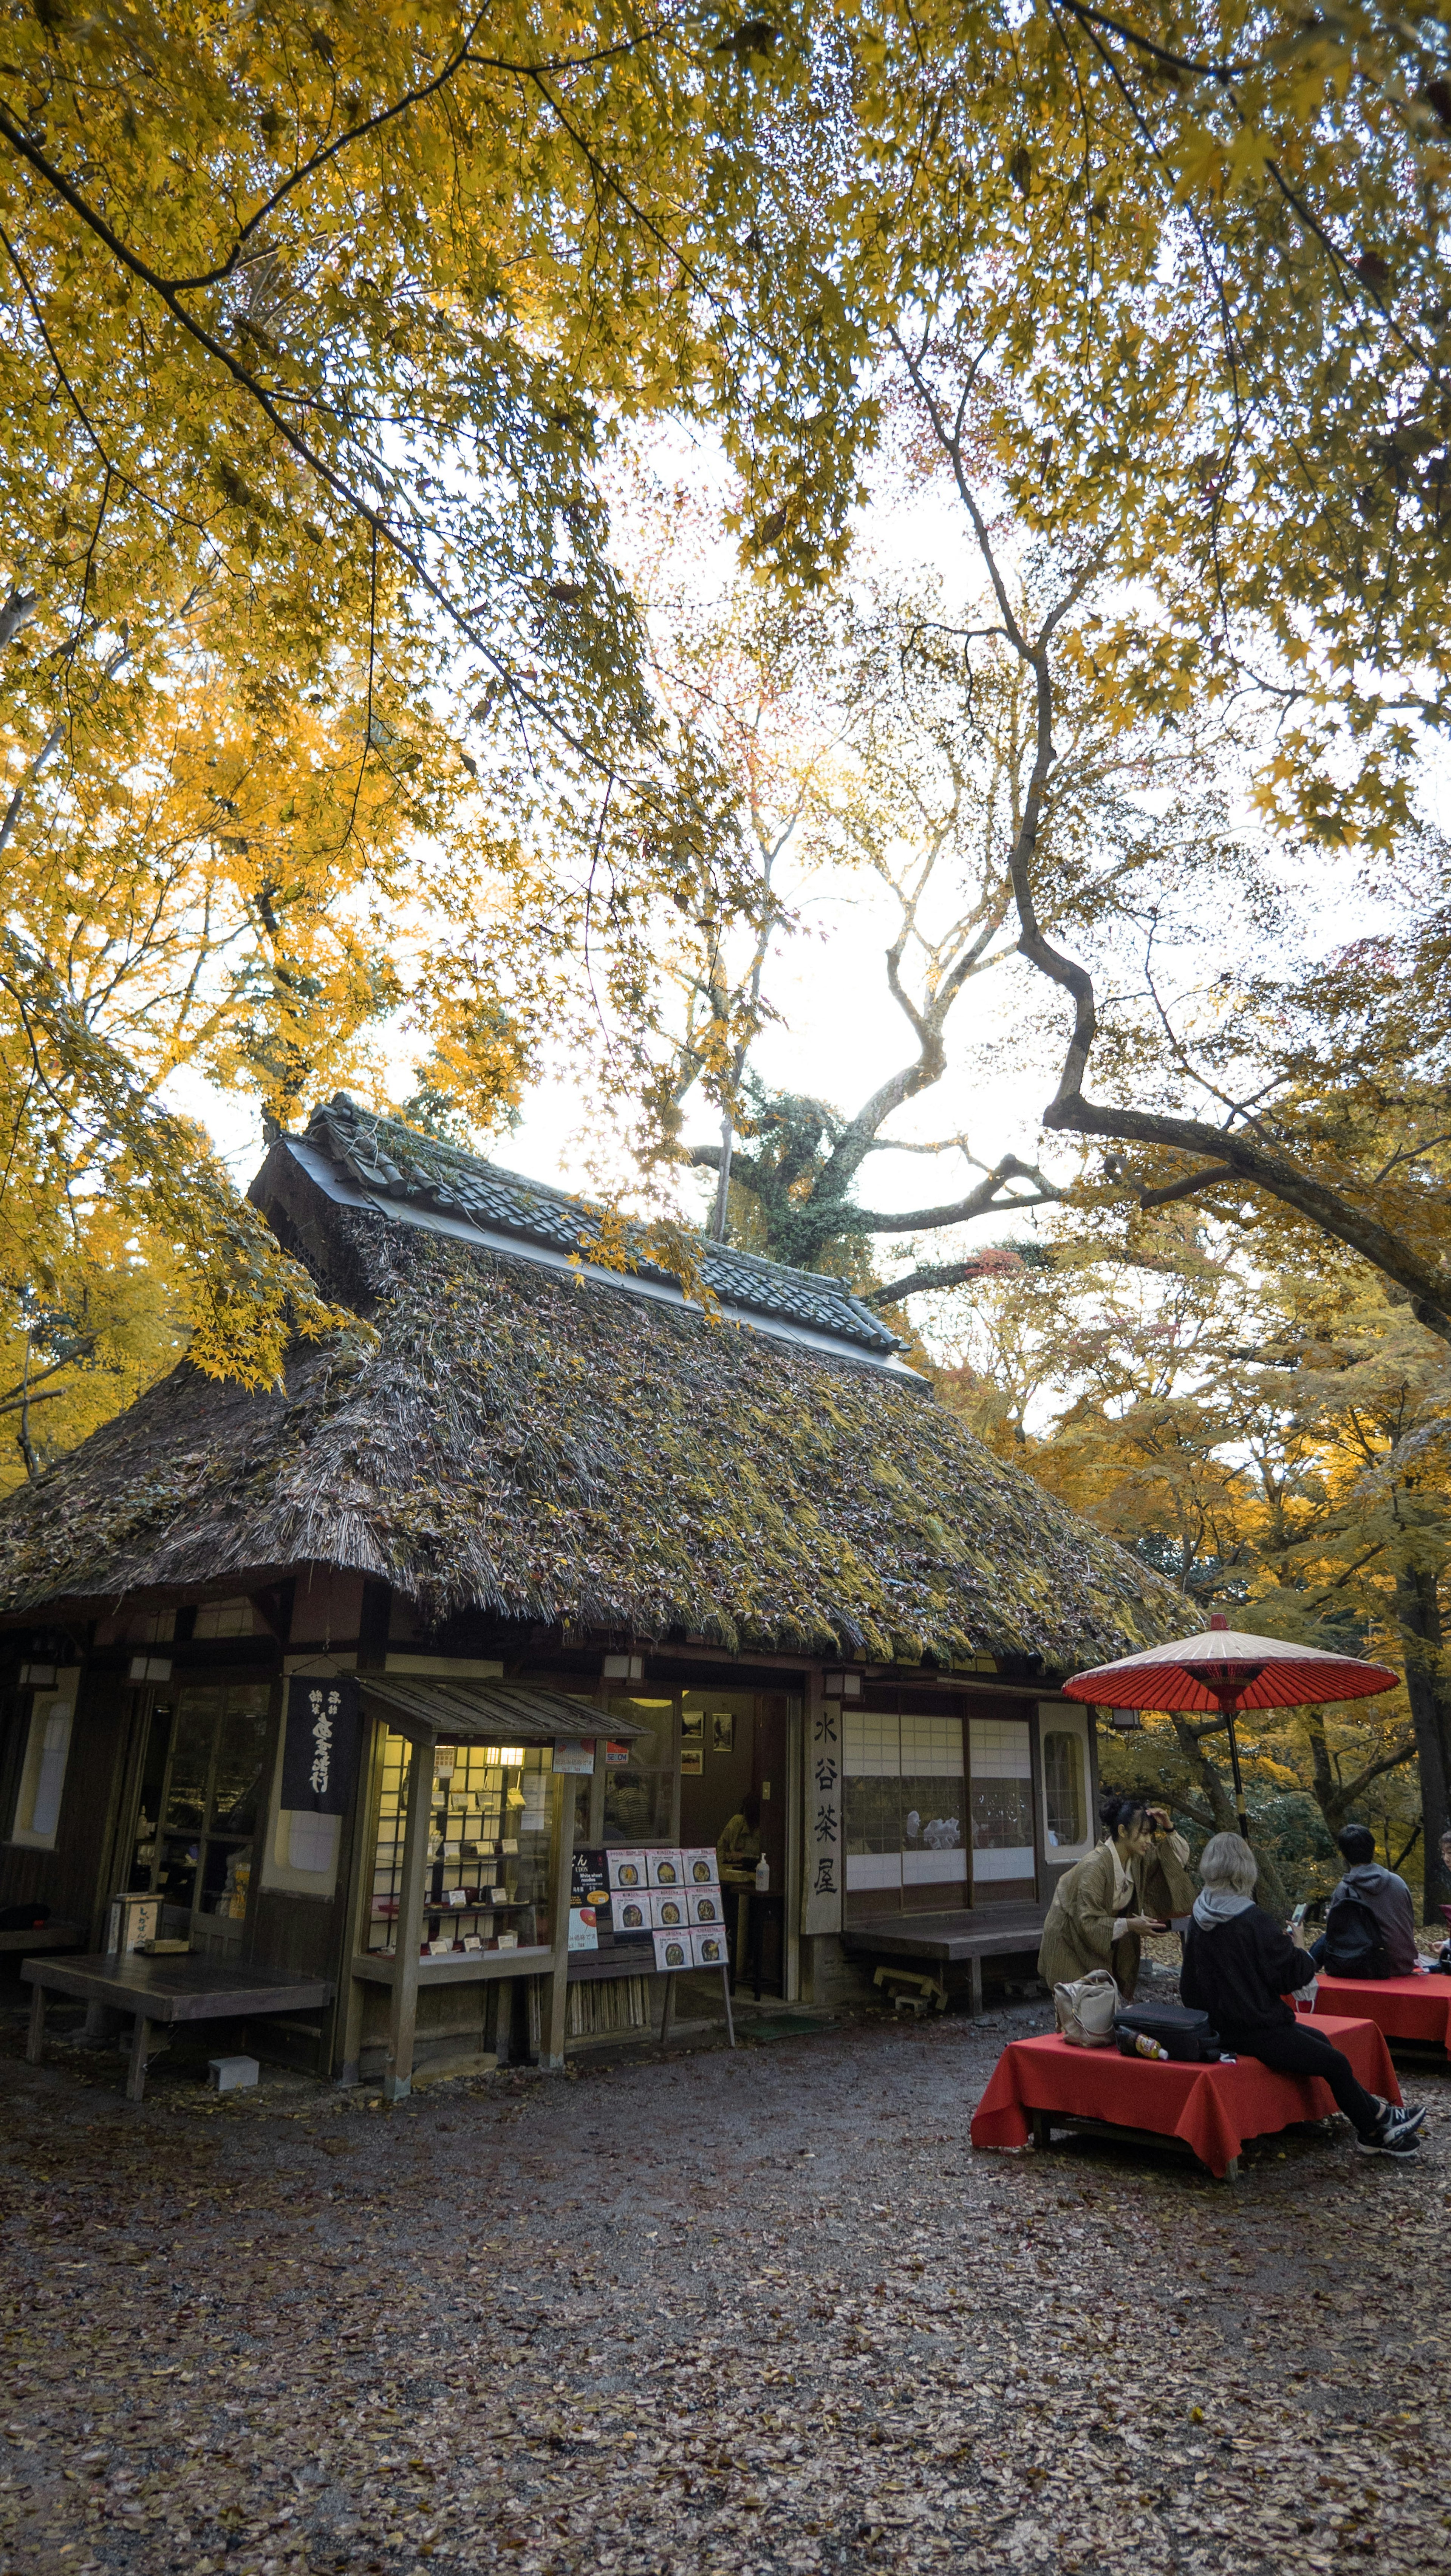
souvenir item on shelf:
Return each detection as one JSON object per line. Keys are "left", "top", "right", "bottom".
{"left": 367, "top": 1733, "right": 555, "bottom": 1956}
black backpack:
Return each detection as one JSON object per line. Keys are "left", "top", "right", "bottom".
{"left": 1322, "top": 1894, "right": 1391, "bottom": 1979}
{"left": 1115, "top": 2001, "right": 1222, "bottom": 2062}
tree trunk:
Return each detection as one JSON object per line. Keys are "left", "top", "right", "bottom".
{"left": 1391, "top": 1555, "right": 1451, "bottom": 1918}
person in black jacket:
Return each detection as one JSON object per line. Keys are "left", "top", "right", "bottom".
{"left": 1180, "top": 1834, "right": 1426, "bottom": 2159}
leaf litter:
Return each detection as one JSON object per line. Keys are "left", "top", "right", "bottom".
{"left": 1, "top": 1994, "right": 1448, "bottom": 2575}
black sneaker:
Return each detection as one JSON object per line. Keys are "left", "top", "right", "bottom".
{"left": 1386, "top": 2101, "right": 1428, "bottom": 2138}
{"left": 1356, "top": 2118, "right": 1421, "bottom": 2156}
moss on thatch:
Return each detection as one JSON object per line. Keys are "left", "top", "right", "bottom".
{"left": 0, "top": 1212, "right": 1178, "bottom": 1667}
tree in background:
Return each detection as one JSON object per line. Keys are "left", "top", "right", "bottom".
{"left": 935, "top": 1223, "right": 1451, "bottom": 1908}
{"left": 0, "top": 2, "right": 767, "bottom": 1388}
{"left": 708, "top": 5, "right": 1451, "bottom": 1335}
{"left": 628, "top": 537, "right": 1251, "bottom": 1291}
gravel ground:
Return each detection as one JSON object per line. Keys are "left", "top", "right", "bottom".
{"left": 2, "top": 1991, "right": 1449, "bottom": 2576}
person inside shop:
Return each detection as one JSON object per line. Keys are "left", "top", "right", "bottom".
{"left": 1181, "top": 1831, "right": 1426, "bottom": 2159}
{"left": 718, "top": 1789, "right": 763, "bottom": 1883}
{"left": 1038, "top": 1791, "right": 1197, "bottom": 2002}
{"left": 717, "top": 1788, "right": 764, "bottom": 1988}
{"left": 1308, "top": 1821, "right": 1420, "bottom": 1977}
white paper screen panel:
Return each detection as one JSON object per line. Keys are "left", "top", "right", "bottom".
{"left": 899, "top": 1712, "right": 964, "bottom": 1778}
{"left": 968, "top": 1717, "right": 1032, "bottom": 1778}
{"left": 842, "top": 1710, "right": 899, "bottom": 1777}
{"left": 973, "top": 1846, "right": 1035, "bottom": 1881}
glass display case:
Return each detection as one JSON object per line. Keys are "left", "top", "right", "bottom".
{"left": 365, "top": 1731, "right": 555, "bottom": 1957}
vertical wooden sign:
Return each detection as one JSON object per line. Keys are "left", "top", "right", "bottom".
{"left": 801, "top": 1672, "right": 843, "bottom": 1935}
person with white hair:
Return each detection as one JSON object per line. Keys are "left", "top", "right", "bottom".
{"left": 1180, "top": 1832, "right": 1427, "bottom": 2160}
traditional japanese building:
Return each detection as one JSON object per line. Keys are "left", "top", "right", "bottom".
{"left": 0, "top": 1095, "right": 1173, "bottom": 2095}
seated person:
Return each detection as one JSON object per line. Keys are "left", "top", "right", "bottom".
{"left": 1309, "top": 1823, "right": 1419, "bottom": 1976}
{"left": 1181, "top": 1832, "right": 1425, "bottom": 2158}
{"left": 717, "top": 1790, "right": 763, "bottom": 1883}
{"left": 1038, "top": 1792, "right": 1196, "bottom": 2002}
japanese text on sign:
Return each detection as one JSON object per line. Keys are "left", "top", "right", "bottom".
{"left": 802, "top": 1692, "right": 842, "bottom": 1934}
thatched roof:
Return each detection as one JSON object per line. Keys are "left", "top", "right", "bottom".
{"left": 0, "top": 1143, "right": 1179, "bottom": 1669}
{"left": 293, "top": 1093, "right": 906, "bottom": 1359}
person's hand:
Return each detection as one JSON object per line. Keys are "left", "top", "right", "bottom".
{"left": 1145, "top": 1806, "right": 1173, "bottom": 1836}
{"left": 1126, "top": 1914, "right": 1160, "bottom": 1936}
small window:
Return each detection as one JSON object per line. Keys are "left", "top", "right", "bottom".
{"left": 11, "top": 1692, "right": 75, "bottom": 1848}
{"left": 1044, "top": 1729, "right": 1087, "bottom": 1849}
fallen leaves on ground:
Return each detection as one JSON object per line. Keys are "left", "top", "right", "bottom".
{"left": 1, "top": 1996, "right": 1448, "bottom": 2575}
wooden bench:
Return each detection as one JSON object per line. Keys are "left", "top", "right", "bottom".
{"left": 22, "top": 1954, "right": 335, "bottom": 2103}
{"left": 0, "top": 1922, "right": 84, "bottom": 1954}
{"left": 842, "top": 1903, "right": 1047, "bottom": 2013}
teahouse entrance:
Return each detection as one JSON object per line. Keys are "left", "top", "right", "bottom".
{"left": 678, "top": 1688, "right": 790, "bottom": 1996}
{"left": 118, "top": 1677, "right": 271, "bottom": 1956}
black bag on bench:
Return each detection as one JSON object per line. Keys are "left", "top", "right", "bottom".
{"left": 1115, "top": 2001, "right": 1222, "bottom": 2062}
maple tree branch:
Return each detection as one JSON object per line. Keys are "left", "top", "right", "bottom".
{"left": 1135, "top": 1160, "right": 1240, "bottom": 1210}
{"left": 0, "top": 1381, "right": 69, "bottom": 1420}
{"left": 853, "top": 1156, "right": 1061, "bottom": 1234}
{"left": 869, "top": 1254, "right": 1023, "bottom": 1306}
{"left": 0, "top": 91, "right": 700, "bottom": 808}
{"left": 1004, "top": 651, "right": 1451, "bottom": 1337}
{"left": 1333, "top": 1733, "right": 1419, "bottom": 1811}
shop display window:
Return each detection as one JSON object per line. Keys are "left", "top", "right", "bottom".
{"left": 365, "top": 1732, "right": 555, "bottom": 1957}
{"left": 601, "top": 1698, "right": 676, "bottom": 1845}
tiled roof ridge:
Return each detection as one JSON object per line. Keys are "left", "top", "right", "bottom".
{"left": 303, "top": 1095, "right": 904, "bottom": 1356}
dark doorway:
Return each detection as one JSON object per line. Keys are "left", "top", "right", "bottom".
{"left": 679, "top": 1688, "right": 790, "bottom": 1995}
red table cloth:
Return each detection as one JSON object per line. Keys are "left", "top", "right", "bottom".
{"left": 970, "top": 2015, "right": 1400, "bottom": 2178}
{"left": 1312, "top": 1971, "right": 1451, "bottom": 2055}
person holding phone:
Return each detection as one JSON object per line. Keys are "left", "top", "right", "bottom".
{"left": 1038, "top": 1792, "right": 1197, "bottom": 2001}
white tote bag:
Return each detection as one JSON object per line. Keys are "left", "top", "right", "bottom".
{"left": 1053, "top": 1967, "right": 1120, "bottom": 2048}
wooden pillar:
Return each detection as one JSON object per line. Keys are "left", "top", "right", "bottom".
{"left": 383, "top": 1729, "right": 434, "bottom": 2102}
{"left": 784, "top": 1691, "right": 803, "bottom": 2002}
{"left": 542, "top": 1769, "right": 575, "bottom": 2072}
{"left": 336, "top": 1712, "right": 384, "bottom": 2087}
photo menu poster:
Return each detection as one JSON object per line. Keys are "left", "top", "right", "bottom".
{"left": 574, "top": 1847, "right": 651, "bottom": 1964}
{"left": 587, "top": 1846, "right": 726, "bottom": 1971}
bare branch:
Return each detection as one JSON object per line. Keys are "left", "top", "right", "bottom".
{"left": 854, "top": 1154, "right": 1061, "bottom": 1234}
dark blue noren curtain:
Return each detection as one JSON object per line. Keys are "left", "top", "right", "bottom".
{"left": 281, "top": 1675, "right": 361, "bottom": 1816}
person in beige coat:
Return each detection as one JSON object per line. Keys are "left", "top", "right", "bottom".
{"left": 1038, "top": 1793, "right": 1197, "bottom": 2001}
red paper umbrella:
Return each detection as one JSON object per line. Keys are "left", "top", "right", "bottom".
{"left": 1063, "top": 1613, "right": 1398, "bottom": 1842}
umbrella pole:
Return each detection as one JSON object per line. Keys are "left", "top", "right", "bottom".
{"left": 1218, "top": 1691, "right": 1250, "bottom": 1842}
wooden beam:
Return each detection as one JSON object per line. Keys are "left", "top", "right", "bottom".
{"left": 382, "top": 1731, "right": 434, "bottom": 2101}
{"left": 541, "top": 1770, "right": 575, "bottom": 2072}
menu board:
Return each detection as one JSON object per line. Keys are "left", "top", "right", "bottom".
{"left": 578, "top": 1845, "right": 724, "bottom": 1972}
